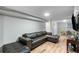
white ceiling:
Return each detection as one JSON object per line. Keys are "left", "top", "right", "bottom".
{"left": 5, "top": 6, "right": 74, "bottom": 21}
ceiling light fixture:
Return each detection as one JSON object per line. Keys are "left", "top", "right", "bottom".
{"left": 44, "top": 12, "right": 50, "bottom": 17}
{"left": 63, "top": 20, "right": 67, "bottom": 22}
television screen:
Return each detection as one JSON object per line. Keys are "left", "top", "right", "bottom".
{"left": 71, "top": 14, "right": 78, "bottom": 31}
{"left": 77, "top": 14, "right": 79, "bottom": 31}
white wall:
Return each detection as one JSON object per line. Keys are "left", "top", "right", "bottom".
{"left": 45, "top": 21, "right": 51, "bottom": 32}
{"left": 51, "top": 19, "right": 72, "bottom": 35}
{"left": 52, "top": 21, "right": 58, "bottom": 35}
{"left": 3, "top": 16, "right": 45, "bottom": 44}
{"left": 0, "top": 15, "right": 3, "bottom": 47}
{"left": 57, "top": 22, "right": 67, "bottom": 34}
{"left": 45, "top": 19, "right": 73, "bottom": 35}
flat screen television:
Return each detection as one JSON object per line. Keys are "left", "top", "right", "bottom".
{"left": 77, "top": 14, "right": 79, "bottom": 31}
{"left": 71, "top": 14, "right": 78, "bottom": 31}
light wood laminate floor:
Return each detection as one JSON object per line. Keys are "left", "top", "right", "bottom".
{"left": 31, "top": 36, "right": 67, "bottom": 53}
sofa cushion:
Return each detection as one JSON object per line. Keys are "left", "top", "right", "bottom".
{"left": 27, "top": 33, "right": 37, "bottom": 39}
{"left": 39, "top": 31, "right": 47, "bottom": 35}
{"left": 22, "top": 33, "right": 37, "bottom": 39}
{"left": 36, "top": 32, "right": 42, "bottom": 37}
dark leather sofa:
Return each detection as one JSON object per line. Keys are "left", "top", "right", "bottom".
{"left": 21, "top": 31, "right": 48, "bottom": 49}
{"left": 20, "top": 31, "right": 59, "bottom": 50}
{"left": 2, "top": 31, "right": 59, "bottom": 53}
{"left": 2, "top": 41, "right": 30, "bottom": 53}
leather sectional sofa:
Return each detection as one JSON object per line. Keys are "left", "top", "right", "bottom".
{"left": 20, "top": 31, "right": 59, "bottom": 50}
{"left": 2, "top": 31, "right": 59, "bottom": 53}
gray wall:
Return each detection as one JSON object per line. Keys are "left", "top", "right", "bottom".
{"left": 0, "top": 15, "right": 3, "bottom": 47}
{"left": 3, "top": 16, "right": 45, "bottom": 44}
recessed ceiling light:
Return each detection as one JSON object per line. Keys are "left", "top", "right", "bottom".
{"left": 44, "top": 12, "right": 50, "bottom": 17}
{"left": 63, "top": 20, "right": 67, "bottom": 22}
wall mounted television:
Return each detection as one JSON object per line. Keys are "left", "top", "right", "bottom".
{"left": 71, "top": 14, "right": 79, "bottom": 31}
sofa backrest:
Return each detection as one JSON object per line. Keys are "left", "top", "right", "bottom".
{"left": 18, "top": 37, "right": 27, "bottom": 45}
{"left": 22, "top": 31, "right": 47, "bottom": 39}
{"left": 26, "top": 33, "right": 37, "bottom": 39}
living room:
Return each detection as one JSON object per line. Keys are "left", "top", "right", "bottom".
{"left": 0, "top": 6, "right": 79, "bottom": 53}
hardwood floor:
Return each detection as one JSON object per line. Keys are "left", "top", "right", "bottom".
{"left": 31, "top": 36, "right": 67, "bottom": 53}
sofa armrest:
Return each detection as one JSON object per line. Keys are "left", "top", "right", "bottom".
{"left": 18, "top": 37, "right": 32, "bottom": 49}
{"left": 25, "top": 38, "right": 32, "bottom": 49}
